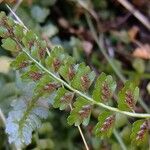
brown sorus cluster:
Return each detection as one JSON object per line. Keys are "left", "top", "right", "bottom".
{"left": 136, "top": 120, "right": 149, "bottom": 141}
{"left": 53, "top": 58, "right": 61, "bottom": 71}
{"left": 81, "top": 74, "right": 90, "bottom": 91}
{"left": 0, "top": 14, "right": 16, "bottom": 38}
{"left": 28, "top": 41, "right": 35, "bottom": 49}
{"left": 79, "top": 105, "right": 91, "bottom": 119}
{"left": 101, "top": 82, "right": 111, "bottom": 101}
{"left": 19, "top": 61, "right": 29, "bottom": 69}
{"left": 36, "top": 41, "right": 47, "bottom": 59}
{"left": 39, "top": 48, "right": 46, "bottom": 59}
{"left": 125, "top": 90, "right": 135, "bottom": 109}
{"left": 44, "top": 82, "right": 59, "bottom": 92}
{"left": 100, "top": 115, "right": 115, "bottom": 132}
{"left": 29, "top": 71, "right": 42, "bottom": 81}
{"left": 68, "top": 66, "right": 75, "bottom": 80}
{"left": 7, "top": 27, "right": 14, "bottom": 37}
{"left": 60, "top": 92, "right": 74, "bottom": 103}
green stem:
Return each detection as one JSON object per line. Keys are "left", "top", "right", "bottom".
{"left": 22, "top": 48, "right": 150, "bottom": 118}
{"left": 0, "top": 108, "right": 6, "bottom": 126}
{"left": 113, "top": 129, "right": 127, "bottom": 150}
{"left": 70, "top": 105, "right": 89, "bottom": 150}
{"left": 138, "top": 98, "right": 150, "bottom": 113}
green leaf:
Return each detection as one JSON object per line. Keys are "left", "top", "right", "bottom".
{"left": 71, "top": 63, "right": 95, "bottom": 91}
{"left": 31, "top": 5, "right": 50, "bottom": 23}
{"left": 93, "top": 72, "right": 116, "bottom": 102}
{"left": 42, "top": 23, "right": 58, "bottom": 38}
{"left": 58, "top": 56, "right": 75, "bottom": 82}
{"left": 2, "top": 38, "right": 20, "bottom": 52}
{"left": 31, "top": 43, "right": 40, "bottom": 59}
{"left": 37, "top": 139, "right": 54, "bottom": 149}
{"left": 115, "top": 113, "right": 128, "bottom": 128}
{"left": 22, "top": 30, "right": 37, "bottom": 48}
{"left": 31, "top": 40, "right": 47, "bottom": 60}
{"left": 11, "top": 52, "right": 30, "bottom": 69}
{"left": 132, "top": 58, "right": 145, "bottom": 74}
{"left": 94, "top": 111, "right": 115, "bottom": 138}
{"left": 38, "top": 122, "right": 53, "bottom": 134}
{"left": 118, "top": 81, "right": 139, "bottom": 111}
{"left": 0, "top": 11, "right": 6, "bottom": 20}
{"left": 0, "top": 26, "right": 9, "bottom": 38}
{"left": 13, "top": 24, "right": 24, "bottom": 40}
{"left": 53, "top": 87, "right": 74, "bottom": 110}
{"left": 6, "top": 16, "right": 15, "bottom": 27}
{"left": 38, "top": 40, "right": 47, "bottom": 59}
{"left": 35, "top": 74, "right": 59, "bottom": 97}
{"left": 45, "top": 46, "right": 66, "bottom": 71}
{"left": 67, "top": 97, "right": 92, "bottom": 126}
{"left": 121, "top": 126, "right": 131, "bottom": 144}
{"left": 130, "top": 120, "right": 149, "bottom": 145}
{"left": 21, "top": 65, "right": 43, "bottom": 81}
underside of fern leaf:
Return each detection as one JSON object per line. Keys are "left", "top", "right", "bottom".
{"left": 0, "top": 11, "right": 149, "bottom": 147}
{"left": 6, "top": 95, "right": 49, "bottom": 146}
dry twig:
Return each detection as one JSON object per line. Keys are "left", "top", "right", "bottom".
{"left": 117, "top": 0, "right": 150, "bottom": 30}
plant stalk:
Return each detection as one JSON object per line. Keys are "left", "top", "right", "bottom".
{"left": 113, "top": 129, "right": 127, "bottom": 150}
{"left": 70, "top": 104, "right": 89, "bottom": 150}
{"left": 0, "top": 108, "right": 6, "bottom": 126}
{"left": 20, "top": 47, "right": 150, "bottom": 118}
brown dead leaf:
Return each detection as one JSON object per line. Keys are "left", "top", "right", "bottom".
{"left": 58, "top": 17, "right": 70, "bottom": 29}
{"left": 132, "top": 44, "right": 150, "bottom": 59}
{"left": 82, "top": 41, "right": 93, "bottom": 56}
{"left": 128, "top": 26, "right": 139, "bottom": 42}
{"left": 0, "top": 0, "right": 16, "bottom": 3}
{"left": 132, "top": 0, "right": 148, "bottom": 7}
{"left": 25, "top": 0, "right": 33, "bottom": 5}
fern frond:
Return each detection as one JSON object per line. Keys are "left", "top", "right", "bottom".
{"left": 0, "top": 11, "right": 149, "bottom": 146}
